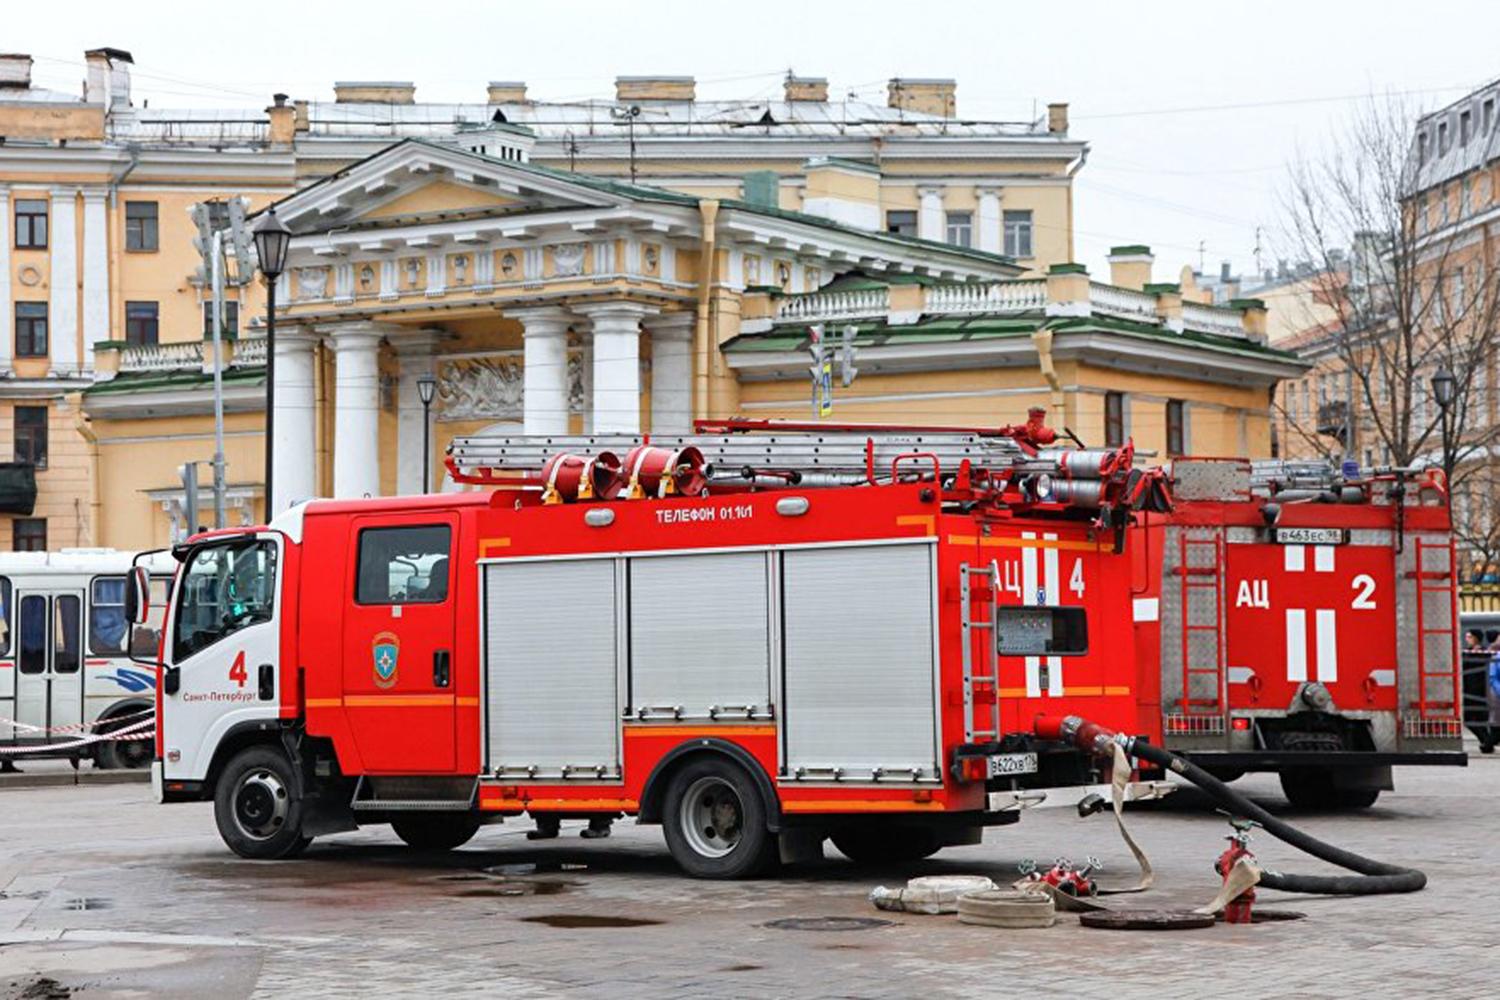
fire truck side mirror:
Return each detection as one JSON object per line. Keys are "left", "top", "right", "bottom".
{"left": 124, "top": 566, "right": 151, "bottom": 625}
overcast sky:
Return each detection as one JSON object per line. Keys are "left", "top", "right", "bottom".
{"left": 11, "top": 1, "right": 1500, "bottom": 280}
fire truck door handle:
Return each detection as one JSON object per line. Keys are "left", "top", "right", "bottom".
{"left": 434, "top": 650, "right": 451, "bottom": 688}
{"left": 257, "top": 664, "right": 274, "bottom": 701}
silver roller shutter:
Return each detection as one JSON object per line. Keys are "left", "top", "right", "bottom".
{"left": 628, "top": 551, "right": 771, "bottom": 721}
{"left": 782, "top": 542, "right": 939, "bottom": 781}
{"left": 484, "top": 558, "right": 619, "bottom": 779}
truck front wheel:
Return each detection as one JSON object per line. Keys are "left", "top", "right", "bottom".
{"left": 662, "top": 759, "right": 777, "bottom": 879}
{"left": 214, "top": 746, "right": 311, "bottom": 860}
{"left": 391, "top": 813, "right": 481, "bottom": 851}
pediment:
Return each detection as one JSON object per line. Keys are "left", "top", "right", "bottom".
{"left": 272, "top": 140, "right": 624, "bottom": 235}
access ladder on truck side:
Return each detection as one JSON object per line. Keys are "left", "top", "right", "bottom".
{"left": 1177, "top": 529, "right": 1226, "bottom": 715}
{"left": 1409, "top": 535, "right": 1461, "bottom": 733}
{"left": 961, "top": 562, "right": 1000, "bottom": 742}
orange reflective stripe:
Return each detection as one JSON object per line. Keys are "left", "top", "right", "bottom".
{"left": 343, "top": 694, "right": 454, "bottom": 708}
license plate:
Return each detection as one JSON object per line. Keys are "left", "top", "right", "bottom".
{"left": 987, "top": 752, "right": 1038, "bottom": 778}
{"left": 1274, "top": 527, "right": 1347, "bottom": 545}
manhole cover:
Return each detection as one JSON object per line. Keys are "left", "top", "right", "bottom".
{"left": 1079, "top": 909, "right": 1216, "bottom": 931}
{"left": 764, "top": 917, "right": 893, "bottom": 932}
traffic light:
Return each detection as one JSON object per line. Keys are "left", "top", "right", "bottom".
{"left": 188, "top": 203, "right": 214, "bottom": 286}
{"left": 839, "top": 324, "right": 859, "bottom": 387}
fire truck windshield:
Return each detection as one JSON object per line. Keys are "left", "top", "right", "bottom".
{"left": 173, "top": 539, "right": 277, "bottom": 660}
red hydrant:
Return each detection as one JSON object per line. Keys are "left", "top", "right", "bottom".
{"left": 1214, "top": 818, "right": 1258, "bottom": 924}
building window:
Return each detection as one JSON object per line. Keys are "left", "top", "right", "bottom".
{"left": 1461, "top": 109, "right": 1472, "bottom": 146}
{"left": 202, "top": 301, "right": 239, "bottom": 339}
{"left": 1418, "top": 132, "right": 1429, "bottom": 165}
{"left": 1464, "top": 177, "right": 1475, "bottom": 216}
{"left": 1104, "top": 391, "right": 1125, "bottom": 447}
{"left": 14, "top": 406, "right": 47, "bottom": 469}
{"left": 1165, "top": 400, "right": 1186, "bottom": 456}
{"left": 125, "top": 201, "right": 158, "bottom": 252}
{"left": 13, "top": 518, "right": 46, "bottom": 552}
{"left": 125, "top": 302, "right": 159, "bottom": 346}
{"left": 14, "top": 302, "right": 47, "bottom": 358}
{"left": 944, "top": 211, "right": 972, "bottom": 248}
{"left": 1003, "top": 210, "right": 1033, "bottom": 258}
{"left": 14, "top": 199, "right": 47, "bottom": 249}
{"left": 1485, "top": 98, "right": 1495, "bottom": 135}
{"left": 885, "top": 210, "right": 918, "bottom": 238}
{"left": 1439, "top": 120, "right": 1449, "bottom": 154}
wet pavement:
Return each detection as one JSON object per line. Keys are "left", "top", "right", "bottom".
{"left": 0, "top": 754, "right": 1492, "bottom": 998}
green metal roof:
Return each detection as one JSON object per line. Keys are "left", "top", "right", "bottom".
{"left": 84, "top": 366, "right": 265, "bottom": 397}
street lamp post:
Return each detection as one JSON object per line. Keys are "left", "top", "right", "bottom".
{"left": 1432, "top": 365, "right": 1456, "bottom": 486}
{"left": 252, "top": 208, "right": 292, "bottom": 515}
{"left": 417, "top": 373, "right": 437, "bottom": 493}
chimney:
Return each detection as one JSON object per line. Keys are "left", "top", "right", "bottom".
{"left": 334, "top": 81, "right": 416, "bottom": 104}
{"left": 784, "top": 75, "right": 828, "bottom": 103}
{"left": 293, "top": 99, "right": 310, "bottom": 133}
{"left": 615, "top": 75, "right": 695, "bottom": 102}
{"left": 1220, "top": 261, "right": 1232, "bottom": 283}
{"left": 487, "top": 81, "right": 527, "bottom": 104}
{"left": 266, "top": 93, "right": 295, "bottom": 144}
{"left": 1106, "top": 245, "right": 1154, "bottom": 291}
{"left": 84, "top": 47, "right": 133, "bottom": 108}
{"left": 1047, "top": 102, "right": 1069, "bottom": 135}
{"left": 800, "top": 156, "right": 881, "bottom": 231}
{"left": 0, "top": 54, "right": 33, "bottom": 89}
{"left": 887, "top": 78, "right": 956, "bottom": 118}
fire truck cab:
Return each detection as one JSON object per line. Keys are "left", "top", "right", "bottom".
{"left": 148, "top": 422, "right": 1168, "bottom": 876}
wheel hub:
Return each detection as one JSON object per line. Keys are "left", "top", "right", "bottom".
{"left": 680, "top": 777, "right": 744, "bottom": 859}
{"left": 233, "top": 769, "right": 289, "bottom": 841}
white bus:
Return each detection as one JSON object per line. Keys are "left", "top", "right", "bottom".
{"left": 0, "top": 549, "right": 173, "bottom": 769}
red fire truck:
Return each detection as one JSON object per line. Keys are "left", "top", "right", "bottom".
{"left": 139, "top": 418, "right": 1173, "bottom": 876}
{"left": 1134, "top": 458, "right": 1466, "bottom": 807}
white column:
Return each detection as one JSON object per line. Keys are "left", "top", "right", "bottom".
{"left": 392, "top": 330, "right": 441, "bottom": 495}
{"left": 48, "top": 188, "right": 79, "bottom": 374}
{"left": 577, "top": 302, "right": 654, "bottom": 434}
{"left": 81, "top": 190, "right": 108, "bottom": 372}
{"left": 977, "top": 187, "right": 1002, "bottom": 254}
{"left": 648, "top": 312, "right": 695, "bottom": 434}
{"left": 511, "top": 306, "right": 573, "bottom": 436}
{"left": 917, "top": 186, "right": 945, "bottom": 242}
{"left": 0, "top": 189, "right": 11, "bottom": 373}
{"left": 329, "top": 322, "right": 387, "bottom": 499}
{"left": 271, "top": 326, "right": 320, "bottom": 513}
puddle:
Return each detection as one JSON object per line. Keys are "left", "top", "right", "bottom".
{"left": 520, "top": 914, "right": 663, "bottom": 929}
{"left": 62, "top": 897, "right": 112, "bottom": 912}
{"left": 764, "top": 916, "right": 891, "bottom": 932}
{"left": 720, "top": 964, "right": 764, "bottom": 972}
{"left": 457, "top": 880, "right": 573, "bottom": 898}
{"left": 9, "top": 976, "right": 71, "bottom": 999}
{"left": 483, "top": 862, "right": 588, "bottom": 877}
{"left": 0, "top": 890, "right": 47, "bottom": 901}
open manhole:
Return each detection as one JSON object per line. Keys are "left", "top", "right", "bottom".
{"left": 764, "top": 916, "right": 893, "bottom": 932}
{"left": 1079, "top": 909, "right": 1216, "bottom": 931}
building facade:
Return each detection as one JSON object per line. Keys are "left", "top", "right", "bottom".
{"left": 0, "top": 48, "right": 1301, "bottom": 551}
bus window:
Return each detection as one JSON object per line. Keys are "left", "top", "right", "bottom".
{"left": 0, "top": 576, "right": 10, "bottom": 656}
{"left": 18, "top": 595, "right": 45, "bottom": 673}
{"left": 90, "top": 576, "right": 128, "bottom": 656}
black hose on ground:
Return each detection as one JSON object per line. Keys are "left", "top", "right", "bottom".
{"left": 1037, "top": 715, "right": 1426, "bottom": 896}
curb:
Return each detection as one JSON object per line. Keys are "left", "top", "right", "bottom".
{"left": 0, "top": 769, "right": 150, "bottom": 789}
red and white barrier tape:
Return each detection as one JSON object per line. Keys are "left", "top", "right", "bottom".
{"left": 4, "top": 706, "right": 156, "bottom": 736}
{"left": 0, "top": 717, "right": 154, "bottom": 754}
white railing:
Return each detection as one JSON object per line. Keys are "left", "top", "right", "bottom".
{"left": 120, "top": 341, "right": 204, "bottom": 372}
{"left": 925, "top": 279, "right": 1048, "bottom": 315}
{"left": 776, "top": 287, "right": 888, "bottom": 323}
{"left": 1181, "top": 302, "right": 1247, "bottom": 338}
{"left": 233, "top": 337, "right": 267, "bottom": 366}
{"left": 1088, "top": 282, "right": 1160, "bottom": 322}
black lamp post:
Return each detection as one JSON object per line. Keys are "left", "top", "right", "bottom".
{"left": 417, "top": 372, "right": 437, "bottom": 493}
{"left": 1432, "top": 365, "right": 1456, "bottom": 485}
{"left": 252, "top": 207, "right": 292, "bottom": 514}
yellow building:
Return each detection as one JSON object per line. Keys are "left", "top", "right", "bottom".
{"left": 0, "top": 49, "right": 1303, "bottom": 551}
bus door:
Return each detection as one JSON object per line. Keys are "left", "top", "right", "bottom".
{"left": 15, "top": 590, "right": 84, "bottom": 740}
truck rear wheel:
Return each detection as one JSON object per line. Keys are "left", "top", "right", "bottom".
{"left": 832, "top": 826, "right": 941, "bottom": 865}
{"left": 1279, "top": 768, "right": 1380, "bottom": 810}
{"left": 391, "top": 813, "right": 481, "bottom": 851}
{"left": 214, "top": 746, "right": 310, "bottom": 860}
{"left": 662, "top": 759, "right": 777, "bottom": 879}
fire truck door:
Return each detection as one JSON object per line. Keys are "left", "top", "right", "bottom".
{"left": 13, "top": 591, "right": 83, "bottom": 740}
{"left": 343, "top": 514, "right": 458, "bottom": 774}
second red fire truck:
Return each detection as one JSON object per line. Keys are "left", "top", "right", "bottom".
{"left": 134, "top": 413, "right": 1462, "bottom": 875}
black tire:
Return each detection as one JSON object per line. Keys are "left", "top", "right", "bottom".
{"left": 213, "top": 746, "right": 310, "bottom": 860}
{"left": 661, "top": 758, "right": 777, "bottom": 879}
{"left": 1279, "top": 769, "right": 1380, "bottom": 810}
{"left": 832, "top": 825, "right": 941, "bottom": 865}
{"left": 1481, "top": 743, "right": 1496, "bottom": 755}
{"left": 391, "top": 813, "right": 481, "bottom": 851}
{"left": 94, "top": 717, "right": 153, "bottom": 771}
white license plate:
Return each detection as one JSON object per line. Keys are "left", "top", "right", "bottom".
{"left": 987, "top": 752, "right": 1038, "bottom": 777}
{"left": 1274, "top": 527, "right": 1346, "bottom": 545}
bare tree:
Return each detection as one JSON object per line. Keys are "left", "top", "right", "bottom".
{"left": 1274, "top": 93, "right": 1500, "bottom": 572}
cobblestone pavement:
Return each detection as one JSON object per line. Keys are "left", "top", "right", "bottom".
{"left": 0, "top": 754, "right": 1493, "bottom": 999}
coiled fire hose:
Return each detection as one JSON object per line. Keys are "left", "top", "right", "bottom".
{"left": 1036, "top": 715, "right": 1427, "bottom": 896}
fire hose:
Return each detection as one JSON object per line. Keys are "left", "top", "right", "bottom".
{"left": 1037, "top": 715, "right": 1427, "bottom": 896}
